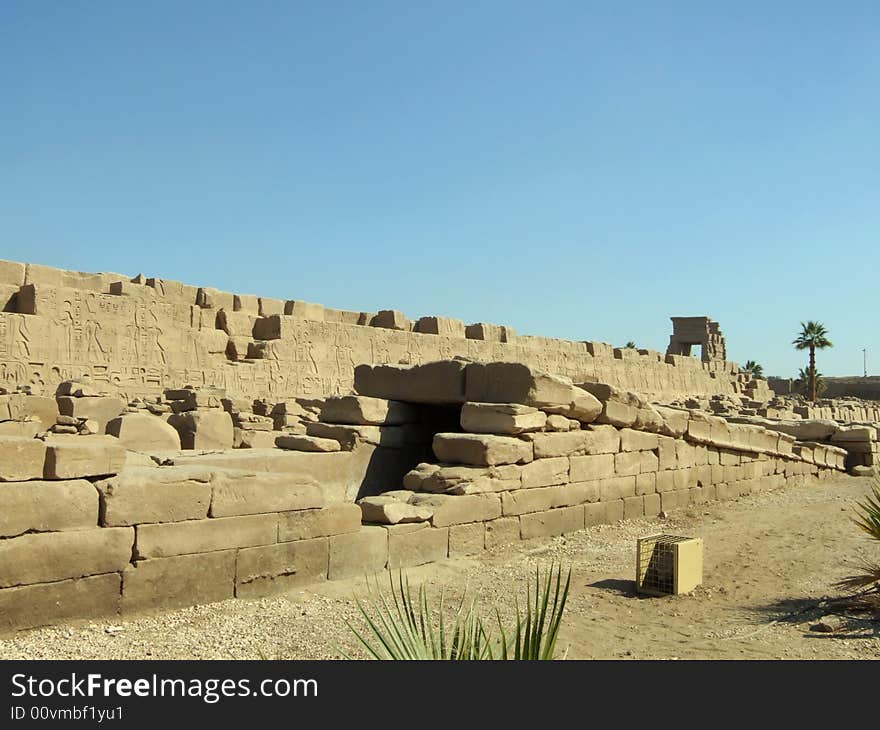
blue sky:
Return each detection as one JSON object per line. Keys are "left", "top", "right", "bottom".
{"left": 2, "top": 2, "right": 877, "bottom": 377}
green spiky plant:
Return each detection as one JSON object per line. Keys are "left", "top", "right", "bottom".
{"left": 742, "top": 360, "right": 764, "bottom": 379}
{"left": 346, "top": 564, "right": 571, "bottom": 660}
{"left": 836, "top": 478, "right": 880, "bottom": 596}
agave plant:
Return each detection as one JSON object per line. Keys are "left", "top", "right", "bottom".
{"left": 347, "top": 564, "right": 571, "bottom": 660}
{"left": 836, "top": 479, "right": 880, "bottom": 595}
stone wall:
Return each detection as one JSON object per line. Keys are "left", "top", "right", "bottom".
{"left": 0, "top": 259, "right": 760, "bottom": 402}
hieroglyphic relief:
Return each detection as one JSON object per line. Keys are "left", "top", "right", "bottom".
{"left": 0, "top": 261, "right": 745, "bottom": 401}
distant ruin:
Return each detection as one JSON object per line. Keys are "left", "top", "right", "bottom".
{"left": 0, "top": 258, "right": 877, "bottom": 635}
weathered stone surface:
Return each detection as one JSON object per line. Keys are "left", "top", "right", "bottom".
{"left": 278, "top": 503, "right": 362, "bottom": 541}
{"left": 328, "top": 527, "right": 388, "bottom": 579}
{"left": 654, "top": 406, "right": 689, "bottom": 437}
{"left": 135, "top": 514, "right": 277, "bottom": 558}
{"left": 403, "top": 463, "right": 520, "bottom": 494}
{"left": 284, "top": 300, "right": 325, "bottom": 321}
{"left": 460, "top": 402, "right": 546, "bottom": 435}
{"left": 0, "top": 394, "right": 58, "bottom": 429}
{"left": 305, "top": 422, "right": 423, "bottom": 450}
{"left": 0, "top": 436, "right": 46, "bottom": 481}
{"left": 388, "top": 524, "right": 448, "bottom": 568}
{"left": 581, "top": 425, "right": 621, "bottom": 454}
{"left": 275, "top": 434, "right": 341, "bottom": 452}
{"left": 96, "top": 466, "right": 212, "bottom": 526}
{"left": 520, "top": 457, "right": 570, "bottom": 488}
{"left": 569, "top": 453, "right": 615, "bottom": 482}
{"left": 619, "top": 428, "right": 659, "bottom": 452}
{"left": 354, "top": 361, "right": 467, "bottom": 404}
{"left": 415, "top": 316, "right": 465, "bottom": 338}
{"left": 0, "top": 419, "right": 42, "bottom": 438}
{"left": 520, "top": 506, "right": 584, "bottom": 539}
{"left": 56, "top": 395, "right": 125, "bottom": 431}
{"left": 122, "top": 550, "right": 235, "bottom": 611}
{"left": 432, "top": 433, "right": 532, "bottom": 466}
{"left": 0, "top": 479, "right": 98, "bottom": 537}
{"left": 106, "top": 412, "right": 181, "bottom": 451}
{"left": 210, "top": 471, "right": 324, "bottom": 517}
{"left": 234, "top": 429, "right": 278, "bottom": 449}
{"left": 167, "top": 409, "right": 234, "bottom": 450}
{"left": 358, "top": 495, "right": 433, "bottom": 525}
{"left": 484, "top": 516, "right": 521, "bottom": 547}
{"left": 236, "top": 537, "right": 329, "bottom": 597}
{"left": 763, "top": 419, "right": 840, "bottom": 442}
{"left": 831, "top": 426, "right": 877, "bottom": 443}
{"left": 465, "top": 322, "right": 515, "bottom": 342}
{"left": 524, "top": 431, "right": 586, "bottom": 458}
{"left": 409, "top": 493, "right": 502, "bottom": 527}
{"left": 448, "top": 522, "right": 485, "bottom": 556}
{"left": 320, "top": 395, "right": 419, "bottom": 426}
{"left": 370, "top": 309, "right": 410, "bottom": 331}
{"left": 465, "top": 363, "right": 602, "bottom": 422}
{"left": 0, "top": 573, "right": 122, "bottom": 632}
{"left": 216, "top": 309, "right": 257, "bottom": 337}
{"left": 0, "top": 527, "right": 133, "bottom": 588}
{"left": 43, "top": 435, "right": 126, "bottom": 479}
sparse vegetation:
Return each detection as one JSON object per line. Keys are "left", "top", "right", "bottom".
{"left": 792, "top": 321, "right": 833, "bottom": 402}
{"left": 743, "top": 360, "right": 764, "bottom": 379}
{"left": 836, "top": 478, "right": 880, "bottom": 598}
{"left": 346, "top": 564, "right": 571, "bottom": 660}
{"left": 624, "top": 341, "right": 638, "bottom": 349}
{"left": 795, "top": 367, "right": 826, "bottom": 397}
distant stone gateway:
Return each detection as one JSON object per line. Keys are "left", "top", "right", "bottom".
{"left": 0, "top": 258, "right": 877, "bottom": 633}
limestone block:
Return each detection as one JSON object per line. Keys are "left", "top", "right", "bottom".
{"left": 306, "top": 422, "right": 424, "bottom": 450}
{"left": 164, "top": 387, "right": 226, "bottom": 411}
{"left": 0, "top": 259, "right": 25, "bottom": 286}
{"left": 226, "top": 336, "right": 253, "bottom": 361}
{"left": 135, "top": 514, "right": 278, "bottom": 559}
{"left": 484, "top": 516, "right": 521, "bottom": 547}
{"left": 465, "top": 363, "right": 601, "bottom": 423}
{"left": 464, "top": 323, "right": 515, "bottom": 342}
{"left": 216, "top": 309, "right": 257, "bottom": 337}
{"left": 209, "top": 471, "right": 323, "bottom": 517}
{"left": 234, "top": 429, "right": 278, "bottom": 449}
{"left": 415, "top": 316, "right": 466, "bottom": 338}
{"left": 252, "top": 314, "right": 287, "bottom": 340}
{"left": 501, "top": 487, "right": 560, "bottom": 516}
{"left": 167, "top": 409, "right": 234, "bottom": 450}
{"left": 106, "top": 412, "right": 181, "bottom": 451}
{"left": 275, "top": 434, "right": 341, "bottom": 453}
{"left": 0, "top": 435, "right": 46, "bottom": 481}
{"left": 258, "top": 297, "right": 285, "bottom": 317}
{"left": 403, "top": 463, "right": 520, "bottom": 495}
{"left": 449, "top": 522, "right": 485, "bottom": 556}
{"left": 520, "top": 456, "right": 570, "bottom": 488}
{"left": 831, "top": 426, "right": 877, "bottom": 443}
{"left": 765, "top": 419, "right": 840, "bottom": 442}
{"left": 278, "top": 503, "right": 362, "bottom": 541}
{"left": 354, "top": 361, "right": 467, "bottom": 404}
{"left": 569, "top": 453, "right": 615, "bottom": 482}
{"left": 635, "top": 472, "right": 656, "bottom": 495}
{"left": 0, "top": 479, "right": 98, "bottom": 537}
{"left": 0, "top": 419, "right": 41, "bottom": 438}
{"left": 614, "top": 451, "right": 641, "bottom": 477}
{"left": 581, "top": 425, "right": 621, "bottom": 454}
{"left": 328, "top": 527, "right": 388, "bottom": 579}
{"left": 619, "top": 428, "right": 659, "bottom": 452}
{"left": 196, "top": 287, "right": 235, "bottom": 310}
{"left": 233, "top": 293, "right": 260, "bottom": 313}
{"left": 432, "top": 433, "right": 532, "bottom": 466}
{"left": 409, "top": 493, "right": 502, "bottom": 527}
{"left": 0, "top": 394, "right": 58, "bottom": 429}
{"left": 524, "top": 431, "right": 586, "bottom": 458}
{"left": 388, "top": 524, "right": 448, "bottom": 568}
{"left": 599, "top": 476, "right": 637, "bottom": 501}
{"left": 43, "top": 435, "right": 126, "bottom": 479}
{"left": 520, "top": 506, "right": 584, "bottom": 539}
{"left": 236, "top": 537, "right": 329, "bottom": 597}
{"left": 623, "top": 495, "right": 645, "bottom": 519}
{"left": 0, "top": 573, "right": 121, "bottom": 633}
{"left": 0, "top": 527, "right": 133, "bottom": 588}
{"left": 654, "top": 406, "right": 689, "bottom": 438}
{"left": 96, "top": 466, "right": 213, "bottom": 526}
{"left": 596, "top": 400, "right": 638, "bottom": 428}
{"left": 284, "top": 300, "right": 325, "bottom": 321}
{"left": 545, "top": 414, "right": 573, "bottom": 432}
{"left": 460, "top": 402, "right": 546, "bottom": 435}
{"left": 109, "top": 280, "right": 157, "bottom": 298}
{"left": 320, "top": 395, "right": 419, "bottom": 426}
{"left": 370, "top": 309, "right": 410, "bottom": 330}
{"left": 122, "top": 550, "right": 235, "bottom": 612}
{"left": 358, "top": 495, "right": 433, "bottom": 525}
{"left": 56, "top": 395, "right": 125, "bottom": 431}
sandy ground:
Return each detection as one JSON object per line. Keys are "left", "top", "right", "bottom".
{"left": 2, "top": 473, "right": 879, "bottom": 660}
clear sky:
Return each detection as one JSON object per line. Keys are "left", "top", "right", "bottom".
{"left": 2, "top": 2, "right": 878, "bottom": 378}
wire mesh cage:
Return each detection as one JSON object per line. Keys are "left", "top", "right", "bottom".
{"left": 636, "top": 534, "right": 703, "bottom": 596}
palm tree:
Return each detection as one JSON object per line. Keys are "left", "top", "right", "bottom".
{"left": 624, "top": 341, "right": 637, "bottom": 349}
{"left": 792, "top": 321, "right": 833, "bottom": 403}
{"left": 794, "top": 367, "right": 826, "bottom": 398}
{"left": 742, "top": 360, "right": 764, "bottom": 379}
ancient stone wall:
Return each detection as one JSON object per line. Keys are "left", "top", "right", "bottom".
{"left": 0, "top": 259, "right": 758, "bottom": 402}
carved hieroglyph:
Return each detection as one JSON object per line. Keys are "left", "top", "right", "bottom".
{"left": 0, "top": 261, "right": 745, "bottom": 402}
